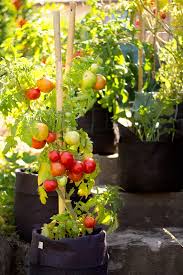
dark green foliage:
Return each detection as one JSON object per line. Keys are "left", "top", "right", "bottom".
{"left": 0, "top": 0, "right": 15, "bottom": 45}
{"left": 0, "top": 152, "right": 37, "bottom": 235}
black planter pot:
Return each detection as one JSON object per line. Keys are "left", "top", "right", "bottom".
{"left": 176, "top": 103, "right": 183, "bottom": 120}
{"left": 15, "top": 169, "right": 58, "bottom": 243}
{"left": 118, "top": 140, "right": 181, "bottom": 193}
{"left": 29, "top": 229, "right": 108, "bottom": 275}
{"left": 77, "top": 104, "right": 119, "bottom": 155}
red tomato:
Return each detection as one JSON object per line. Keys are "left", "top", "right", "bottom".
{"left": 83, "top": 158, "right": 96, "bottom": 174}
{"left": 31, "top": 138, "right": 46, "bottom": 149}
{"left": 94, "top": 74, "right": 106, "bottom": 90}
{"left": 152, "top": 7, "right": 157, "bottom": 16}
{"left": 71, "top": 161, "right": 84, "bottom": 174}
{"left": 73, "top": 50, "right": 84, "bottom": 59}
{"left": 135, "top": 18, "right": 140, "bottom": 28}
{"left": 160, "top": 10, "right": 166, "bottom": 20}
{"left": 83, "top": 216, "right": 96, "bottom": 228}
{"left": 43, "top": 180, "right": 58, "bottom": 192}
{"left": 48, "top": 151, "right": 60, "bottom": 162}
{"left": 17, "top": 18, "right": 27, "bottom": 28}
{"left": 26, "top": 88, "right": 40, "bottom": 100}
{"left": 51, "top": 162, "right": 66, "bottom": 177}
{"left": 37, "top": 77, "right": 55, "bottom": 93}
{"left": 60, "top": 152, "right": 75, "bottom": 170}
{"left": 12, "top": 0, "right": 22, "bottom": 10}
{"left": 68, "top": 172, "right": 83, "bottom": 182}
{"left": 46, "top": 132, "right": 57, "bottom": 143}
{"left": 41, "top": 57, "right": 47, "bottom": 64}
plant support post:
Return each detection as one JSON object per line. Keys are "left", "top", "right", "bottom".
{"left": 65, "top": 2, "right": 77, "bottom": 74}
{"left": 53, "top": 11, "right": 65, "bottom": 214}
{"left": 138, "top": 11, "right": 144, "bottom": 92}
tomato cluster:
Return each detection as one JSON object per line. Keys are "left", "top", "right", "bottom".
{"left": 150, "top": 0, "right": 167, "bottom": 20}
{"left": 31, "top": 122, "right": 56, "bottom": 149}
{"left": 45, "top": 150, "right": 96, "bottom": 192}
{"left": 80, "top": 61, "right": 106, "bottom": 91}
{"left": 26, "top": 77, "right": 55, "bottom": 101}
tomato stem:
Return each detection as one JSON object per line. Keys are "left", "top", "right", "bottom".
{"left": 57, "top": 188, "right": 77, "bottom": 219}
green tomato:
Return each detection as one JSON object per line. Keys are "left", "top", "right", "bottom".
{"left": 32, "top": 122, "right": 49, "bottom": 141}
{"left": 81, "top": 71, "right": 97, "bottom": 89}
{"left": 57, "top": 176, "right": 68, "bottom": 187}
{"left": 90, "top": 64, "right": 100, "bottom": 74}
{"left": 65, "top": 112, "right": 72, "bottom": 118}
{"left": 96, "top": 57, "right": 103, "bottom": 65}
{"left": 64, "top": 131, "right": 80, "bottom": 145}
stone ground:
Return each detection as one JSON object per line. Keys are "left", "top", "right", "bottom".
{"left": 1, "top": 228, "right": 183, "bottom": 275}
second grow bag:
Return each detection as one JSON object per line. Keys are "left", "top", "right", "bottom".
{"left": 77, "top": 103, "right": 119, "bottom": 155}
{"left": 29, "top": 229, "right": 108, "bottom": 275}
{"left": 15, "top": 169, "right": 58, "bottom": 243}
{"left": 118, "top": 140, "right": 181, "bottom": 193}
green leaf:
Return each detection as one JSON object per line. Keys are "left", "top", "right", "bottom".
{"left": 101, "top": 214, "right": 111, "bottom": 225}
{"left": 38, "top": 162, "right": 51, "bottom": 186}
{"left": 38, "top": 186, "right": 48, "bottom": 205}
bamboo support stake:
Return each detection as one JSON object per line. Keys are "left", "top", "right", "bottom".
{"left": 65, "top": 2, "right": 77, "bottom": 74}
{"left": 152, "top": 0, "right": 158, "bottom": 80}
{"left": 53, "top": 11, "right": 65, "bottom": 214}
{"left": 138, "top": 11, "right": 144, "bottom": 92}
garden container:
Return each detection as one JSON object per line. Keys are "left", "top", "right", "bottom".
{"left": 118, "top": 141, "right": 181, "bottom": 192}
{"left": 176, "top": 103, "right": 183, "bottom": 119}
{"left": 78, "top": 103, "right": 119, "bottom": 155}
{"left": 29, "top": 229, "right": 108, "bottom": 275}
{"left": 15, "top": 169, "right": 58, "bottom": 243}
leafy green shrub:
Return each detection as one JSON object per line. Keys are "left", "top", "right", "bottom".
{"left": 0, "top": 151, "right": 36, "bottom": 235}
{"left": 0, "top": 0, "right": 15, "bottom": 45}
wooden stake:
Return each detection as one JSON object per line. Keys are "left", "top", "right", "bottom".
{"left": 53, "top": 11, "right": 65, "bottom": 214}
{"left": 138, "top": 11, "right": 144, "bottom": 92}
{"left": 65, "top": 2, "right": 77, "bottom": 74}
{"left": 53, "top": 11, "right": 63, "bottom": 112}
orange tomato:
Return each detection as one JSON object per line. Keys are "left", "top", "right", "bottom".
{"left": 12, "top": 0, "right": 22, "bottom": 10}
{"left": 51, "top": 162, "right": 66, "bottom": 177}
{"left": 17, "top": 18, "right": 27, "bottom": 28}
{"left": 160, "top": 10, "right": 166, "bottom": 20}
{"left": 37, "top": 77, "right": 55, "bottom": 93}
{"left": 94, "top": 74, "right": 107, "bottom": 90}
{"left": 32, "top": 138, "right": 46, "bottom": 149}
{"left": 41, "top": 57, "right": 47, "bottom": 64}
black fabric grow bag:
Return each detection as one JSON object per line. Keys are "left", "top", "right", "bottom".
{"left": 29, "top": 229, "right": 108, "bottom": 275}
{"left": 176, "top": 103, "right": 183, "bottom": 120}
{"left": 77, "top": 103, "right": 119, "bottom": 155}
{"left": 118, "top": 125, "right": 181, "bottom": 192}
{"left": 15, "top": 169, "right": 58, "bottom": 243}
{"left": 118, "top": 141, "right": 180, "bottom": 192}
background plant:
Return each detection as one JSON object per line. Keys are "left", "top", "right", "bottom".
{"left": 127, "top": 92, "right": 175, "bottom": 141}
